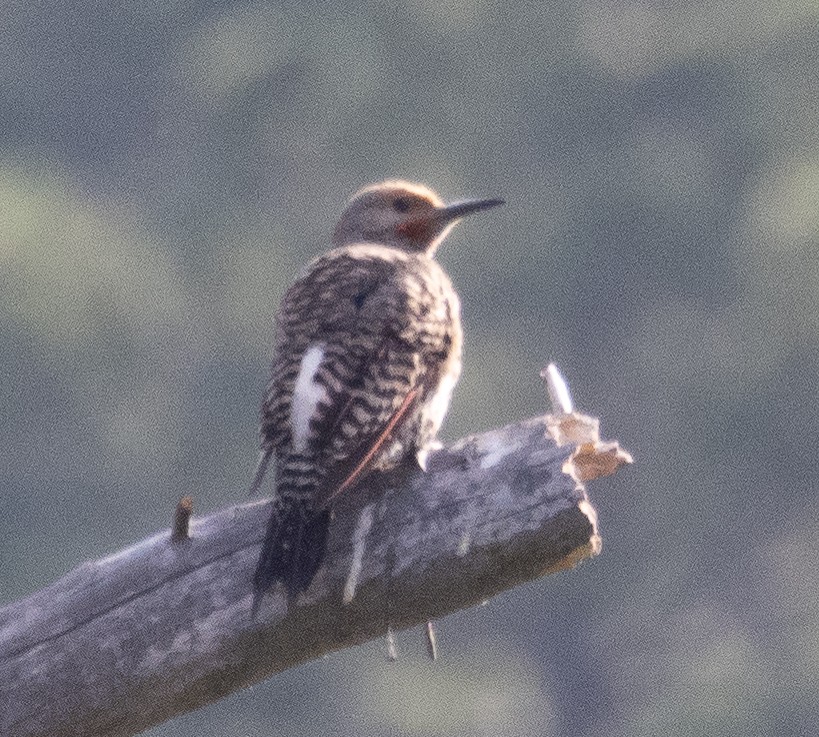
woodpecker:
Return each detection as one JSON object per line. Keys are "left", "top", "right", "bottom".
{"left": 251, "top": 180, "right": 503, "bottom": 609}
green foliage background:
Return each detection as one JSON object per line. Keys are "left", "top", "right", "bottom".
{"left": 2, "top": 2, "right": 818, "bottom": 735}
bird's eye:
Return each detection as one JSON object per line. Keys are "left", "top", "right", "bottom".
{"left": 392, "top": 197, "right": 411, "bottom": 213}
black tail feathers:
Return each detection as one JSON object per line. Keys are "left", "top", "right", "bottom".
{"left": 252, "top": 500, "right": 331, "bottom": 611}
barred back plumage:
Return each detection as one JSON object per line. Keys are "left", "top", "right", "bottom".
{"left": 251, "top": 181, "right": 503, "bottom": 611}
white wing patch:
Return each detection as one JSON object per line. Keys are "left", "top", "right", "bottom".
{"left": 291, "top": 344, "right": 327, "bottom": 452}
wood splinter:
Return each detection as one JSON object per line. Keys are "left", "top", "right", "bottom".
{"left": 425, "top": 621, "right": 438, "bottom": 661}
{"left": 541, "top": 363, "right": 633, "bottom": 481}
{"left": 385, "top": 626, "right": 398, "bottom": 662}
{"left": 171, "top": 496, "right": 194, "bottom": 543}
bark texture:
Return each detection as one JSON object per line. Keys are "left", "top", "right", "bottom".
{"left": 0, "top": 416, "right": 612, "bottom": 737}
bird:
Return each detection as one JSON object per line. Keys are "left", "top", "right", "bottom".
{"left": 250, "top": 180, "right": 503, "bottom": 611}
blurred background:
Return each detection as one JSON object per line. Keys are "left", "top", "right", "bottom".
{"left": 2, "top": 1, "right": 817, "bottom": 735}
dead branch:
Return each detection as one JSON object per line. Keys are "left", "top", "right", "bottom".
{"left": 0, "top": 367, "right": 630, "bottom": 737}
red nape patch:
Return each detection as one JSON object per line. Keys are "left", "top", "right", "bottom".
{"left": 397, "top": 218, "right": 434, "bottom": 243}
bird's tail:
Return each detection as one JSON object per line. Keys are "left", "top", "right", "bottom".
{"left": 252, "top": 498, "right": 331, "bottom": 613}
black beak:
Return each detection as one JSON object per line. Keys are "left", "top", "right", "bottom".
{"left": 438, "top": 197, "right": 505, "bottom": 222}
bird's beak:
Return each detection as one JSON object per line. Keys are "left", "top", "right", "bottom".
{"left": 437, "top": 197, "right": 505, "bottom": 223}
{"left": 401, "top": 195, "right": 504, "bottom": 253}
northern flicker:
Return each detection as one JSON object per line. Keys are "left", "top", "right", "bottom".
{"left": 251, "top": 180, "right": 503, "bottom": 608}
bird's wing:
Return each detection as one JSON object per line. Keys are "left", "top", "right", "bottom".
{"left": 323, "top": 385, "right": 419, "bottom": 503}
{"left": 260, "top": 249, "right": 436, "bottom": 508}
{"left": 307, "top": 336, "right": 423, "bottom": 508}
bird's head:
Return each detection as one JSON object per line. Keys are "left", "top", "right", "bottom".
{"left": 332, "top": 180, "right": 503, "bottom": 255}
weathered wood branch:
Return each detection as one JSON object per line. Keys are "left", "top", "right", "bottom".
{"left": 0, "top": 398, "right": 630, "bottom": 737}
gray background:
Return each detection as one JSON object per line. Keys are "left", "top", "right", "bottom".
{"left": 1, "top": 2, "right": 817, "bottom": 735}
